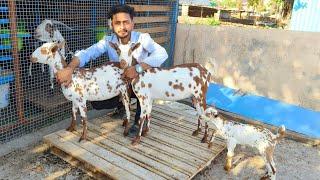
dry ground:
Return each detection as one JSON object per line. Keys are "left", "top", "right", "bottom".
{"left": 0, "top": 102, "right": 319, "bottom": 180}
{"left": 1, "top": 138, "right": 319, "bottom": 180}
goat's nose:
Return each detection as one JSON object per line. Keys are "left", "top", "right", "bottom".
{"left": 30, "top": 55, "right": 38, "bottom": 63}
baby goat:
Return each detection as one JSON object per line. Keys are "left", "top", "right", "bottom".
{"left": 31, "top": 42, "right": 131, "bottom": 142}
{"left": 204, "top": 107, "right": 285, "bottom": 180}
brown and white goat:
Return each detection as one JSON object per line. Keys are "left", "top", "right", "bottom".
{"left": 30, "top": 42, "right": 132, "bottom": 142}
{"left": 204, "top": 107, "right": 285, "bottom": 180}
{"left": 130, "top": 64, "right": 214, "bottom": 145}
{"left": 109, "top": 42, "right": 215, "bottom": 145}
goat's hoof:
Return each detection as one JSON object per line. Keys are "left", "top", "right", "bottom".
{"left": 208, "top": 142, "right": 213, "bottom": 148}
{"left": 79, "top": 135, "right": 87, "bottom": 142}
{"left": 260, "top": 174, "right": 271, "bottom": 180}
{"left": 123, "top": 128, "right": 129, "bottom": 137}
{"left": 131, "top": 137, "right": 141, "bottom": 146}
{"left": 78, "top": 137, "right": 86, "bottom": 142}
{"left": 122, "top": 119, "right": 128, "bottom": 127}
{"left": 66, "top": 126, "right": 75, "bottom": 132}
{"left": 224, "top": 164, "right": 232, "bottom": 172}
{"left": 201, "top": 136, "right": 208, "bottom": 143}
{"left": 141, "top": 127, "right": 149, "bottom": 137}
{"left": 192, "top": 129, "right": 200, "bottom": 136}
{"left": 141, "top": 130, "right": 148, "bottom": 137}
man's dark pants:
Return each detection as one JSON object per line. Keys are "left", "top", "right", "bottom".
{"left": 90, "top": 92, "right": 141, "bottom": 125}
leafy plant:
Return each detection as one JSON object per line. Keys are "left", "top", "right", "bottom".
{"left": 210, "top": 0, "right": 237, "bottom": 8}
{"left": 207, "top": 17, "right": 221, "bottom": 26}
{"left": 210, "top": 0, "right": 218, "bottom": 7}
{"left": 194, "top": 16, "right": 220, "bottom": 26}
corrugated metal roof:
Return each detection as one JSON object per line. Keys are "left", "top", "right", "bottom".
{"left": 290, "top": 0, "right": 320, "bottom": 32}
{"left": 179, "top": 0, "right": 211, "bottom": 6}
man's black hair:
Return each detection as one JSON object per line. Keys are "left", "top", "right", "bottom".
{"left": 107, "top": 4, "right": 135, "bottom": 20}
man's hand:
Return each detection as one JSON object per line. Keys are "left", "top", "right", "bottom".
{"left": 140, "top": 62, "right": 151, "bottom": 70}
{"left": 120, "top": 59, "right": 128, "bottom": 69}
{"left": 122, "top": 62, "right": 152, "bottom": 80}
{"left": 123, "top": 66, "right": 138, "bottom": 79}
{"left": 56, "top": 56, "right": 80, "bottom": 87}
{"left": 56, "top": 67, "right": 73, "bottom": 87}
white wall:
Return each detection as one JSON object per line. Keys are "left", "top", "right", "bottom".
{"left": 174, "top": 24, "right": 320, "bottom": 110}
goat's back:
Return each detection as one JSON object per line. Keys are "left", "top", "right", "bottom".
{"left": 132, "top": 64, "right": 210, "bottom": 100}
{"left": 63, "top": 64, "right": 125, "bottom": 101}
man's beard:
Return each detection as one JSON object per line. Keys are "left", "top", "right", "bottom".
{"left": 115, "top": 30, "right": 129, "bottom": 39}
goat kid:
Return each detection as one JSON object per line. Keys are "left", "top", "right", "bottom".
{"left": 204, "top": 107, "right": 285, "bottom": 180}
{"left": 31, "top": 42, "right": 132, "bottom": 142}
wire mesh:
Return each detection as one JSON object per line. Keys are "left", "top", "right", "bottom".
{"left": 0, "top": 0, "right": 178, "bottom": 143}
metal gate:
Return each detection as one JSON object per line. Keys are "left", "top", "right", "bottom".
{"left": 0, "top": 0, "right": 178, "bottom": 143}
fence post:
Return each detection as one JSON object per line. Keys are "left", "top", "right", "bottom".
{"left": 8, "top": 0, "right": 25, "bottom": 124}
{"left": 168, "top": 0, "right": 178, "bottom": 67}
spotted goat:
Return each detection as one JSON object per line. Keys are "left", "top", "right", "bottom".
{"left": 204, "top": 107, "right": 285, "bottom": 180}
{"left": 131, "top": 64, "right": 217, "bottom": 145}
{"left": 30, "top": 42, "right": 133, "bottom": 142}
{"left": 110, "top": 43, "right": 215, "bottom": 146}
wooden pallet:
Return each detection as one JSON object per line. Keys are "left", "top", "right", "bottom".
{"left": 44, "top": 104, "right": 226, "bottom": 179}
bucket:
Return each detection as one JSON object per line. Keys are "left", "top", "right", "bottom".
{"left": 0, "top": 83, "right": 10, "bottom": 109}
{"left": 0, "top": 70, "right": 14, "bottom": 109}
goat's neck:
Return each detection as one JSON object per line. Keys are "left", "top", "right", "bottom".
{"left": 49, "top": 61, "right": 64, "bottom": 74}
{"left": 49, "top": 54, "right": 67, "bottom": 74}
{"left": 119, "top": 43, "right": 132, "bottom": 66}
{"left": 211, "top": 116, "right": 225, "bottom": 130}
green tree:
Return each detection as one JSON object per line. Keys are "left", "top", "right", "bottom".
{"left": 210, "top": 0, "right": 218, "bottom": 7}
{"left": 247, "top": 0, "right": 266, "bottom": 12}
{"left": 237, "top": 0, "right": 243, "bottom": 10}
{"left": 220, "top": 0, "right": 238, "bottom": 8}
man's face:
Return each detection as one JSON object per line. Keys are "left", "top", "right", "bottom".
{"left": 111, "top": 12, "right": 134, "bottom": 39}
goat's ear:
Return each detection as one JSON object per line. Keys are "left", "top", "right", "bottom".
{"left": 49, "top": 43, "right": 59, "bottom": 53}
{"left": 109, "top": 42, "right": 121, "bottom": 55}
{"left": 131, "top": 42, "right": 141, "bottom": 52}
{"left": 45, "top": 23, "right": 54, "bottom": 37}
{"left": 57, "top": 41, "right": 65, "bottom": 49}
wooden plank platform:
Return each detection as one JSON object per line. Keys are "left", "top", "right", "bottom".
{"left": 44, "top": 104, "right": 226, "bottom": 179}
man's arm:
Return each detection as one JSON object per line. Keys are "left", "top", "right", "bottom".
{"left": 140, "top": 34, "right": 168, "bottom": 67}
{"left": 56, "top": 37, "right": 109, "bottom": 86}
{"left": 56, "top": 56, "right": 80, "bottom": 86}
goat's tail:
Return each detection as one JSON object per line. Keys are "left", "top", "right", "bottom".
{"left": 207, "top": 72, "right": 212, "bottom": 82}
{"left": 207, "top": 72, "right": 217, "bottom": 83}
{"left": 273, "top": 125, "right": 286, "bottom": 142}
